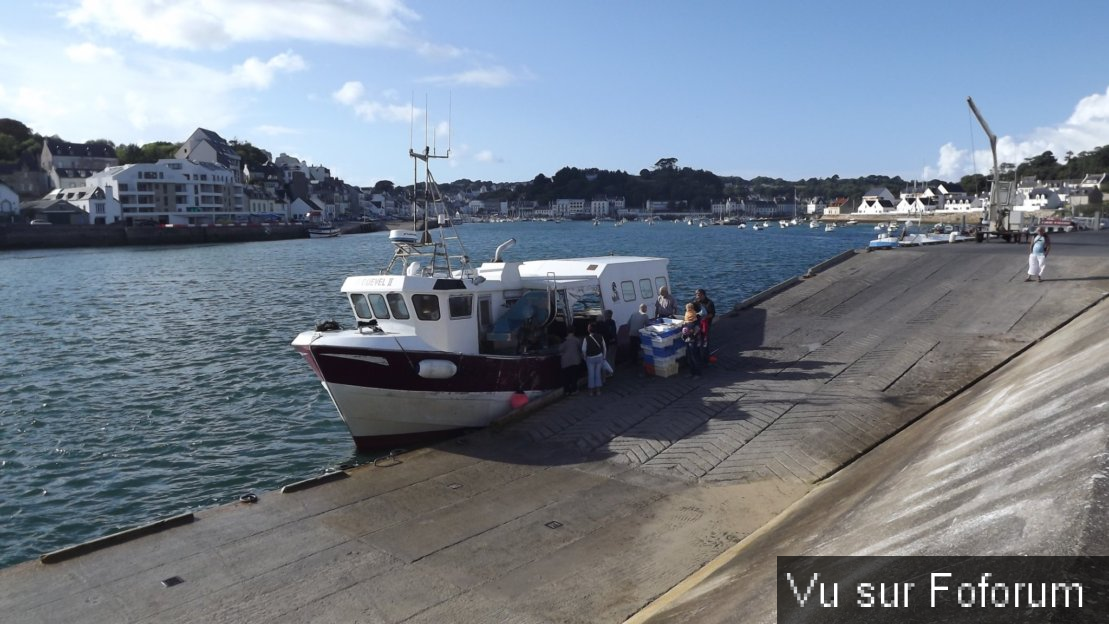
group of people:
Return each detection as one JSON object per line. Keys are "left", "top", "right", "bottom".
{"left": 556, "top": 286, "right": 717, "bottom": 396}
{"left": 677, "top": 288, "right": 715, "bottom": 378}
{"left": 557, "top": 224, "right": 1055, "bottom": 399}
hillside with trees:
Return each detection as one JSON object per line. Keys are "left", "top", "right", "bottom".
{"left": 3, "top": 117, "right": 1107, "bottom": 208}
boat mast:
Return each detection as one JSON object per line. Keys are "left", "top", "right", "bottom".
{"left": 386, "top": 96, "right": 476, "bottom": 279}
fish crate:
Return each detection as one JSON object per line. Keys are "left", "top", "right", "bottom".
{"left": 642, "top": 341, "right": 685, "bottom": 362}
{"left": 643, "top": 353, "right": 681, "bottom": 377}
{"left": 653, "top": 361, "right": 681, "bottom": 378}
{"left": 640, "top": 319, "right": 683, "bottom": 344}
{"left": 641, "top": 325, "right": 686, "bottom": 356}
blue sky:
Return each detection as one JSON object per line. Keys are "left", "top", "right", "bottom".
{"left": 2, "top": 0, "right": 1108, "bottom": 188}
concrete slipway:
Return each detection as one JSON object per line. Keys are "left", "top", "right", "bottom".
{"left": 3, "top": 231, "right": 1107, "bottom": 623}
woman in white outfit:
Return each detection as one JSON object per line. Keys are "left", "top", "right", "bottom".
{"left": 1025, "top": 226, "right": 1051, "bottom": 282}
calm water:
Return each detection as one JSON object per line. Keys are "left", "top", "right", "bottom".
{"left": 0, "top": 220, "right": 876, "bottom": 567}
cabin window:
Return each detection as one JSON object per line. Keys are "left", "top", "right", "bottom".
{"left": 365, "top": 293, "right": 390, "bottom": 318}
{"left": 639, "top": 279, "right": 653, "bottom": 299}
{"left": 655, "top": 276, "right": 669, "bottom": 296}
{"left": 412, "top": 294, "right": 441, "bottom": 321}
{"left": 363, "top": 294, "right": 390, "bottom": 319}
{"left": 620, "top": 281, "right": 636, "bottom": 302}
{"left": 351, "top": 294, "right": 373, "bottom": 319}
{"left": 387, "top": 293, "right": 410, "bottom": 319}
{"left": 449, "top": 294, "right": 473, "bottom": 319}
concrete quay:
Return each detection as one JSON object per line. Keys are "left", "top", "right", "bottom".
{"left": 2, "top": 231, "right": 1107, "bottom": 623}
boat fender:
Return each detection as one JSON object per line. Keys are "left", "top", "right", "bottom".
{"left": 417, "top": 359, "right": 458, "bottom": 379}
{"left": 510, "top": 391, "right": 529, "bottom": 409}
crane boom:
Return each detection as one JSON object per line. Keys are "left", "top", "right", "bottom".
{"left": 966, "top": 96, "right": 1008, "bottom": 234}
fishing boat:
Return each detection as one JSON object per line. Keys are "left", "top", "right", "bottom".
{"left": 308, "top": 222, "right": 342, "bottom": 238}
{"left": 291, "top": 142, "right": 671, "bottom": 452}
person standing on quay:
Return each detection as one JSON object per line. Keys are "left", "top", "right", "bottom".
{"left": 655, "top": 285, "right": 677, "bottom": 319}
{"left": 627, "top": 303, "right": 649, "bottom": 369}
{"left": 581, "top": 323, "right": 607, "bottom": 396}
{"left": 559, "top": 329, "right": 583, "bottom": 395}
{"left": 693, "top": 288, "right": 716, "bottom": 363}
{"left": 1025, "top": 226, "right": 1051, "bottom": 282}
{"left": 681, "top": 303, "right": 703, "bottom": 377}
{"left": 600, "top": 309, "right": 618, "bottom": 372}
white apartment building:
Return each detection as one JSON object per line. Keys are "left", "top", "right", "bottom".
{"left": 553, "top": 198, "right": 588, "bottom": 219}
{"left": 84, "top": 159, "right": 242, "bottom": 225}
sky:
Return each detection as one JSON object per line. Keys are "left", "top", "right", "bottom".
{"left": 2, "top": 0, "right": 1109, "bottom": 189}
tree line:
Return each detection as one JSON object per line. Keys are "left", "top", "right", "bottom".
{"left": 3, "top": 117, "right": 1107, "bottom": 206}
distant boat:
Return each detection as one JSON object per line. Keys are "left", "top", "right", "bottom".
{"left": 308, "top": 223, "right": 342, "bottom": 238}
{"left": 825, "top": 223, "right": 837, "bottom": 232}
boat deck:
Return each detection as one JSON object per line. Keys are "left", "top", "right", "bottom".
{"left": 4, "top": 232, "right": 1109, "bottom": 623}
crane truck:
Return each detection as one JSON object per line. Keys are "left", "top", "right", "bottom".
{"left": 967, "top": 96, "right": 1014, "bottom": 239}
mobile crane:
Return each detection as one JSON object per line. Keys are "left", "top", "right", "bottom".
{"left": 967, "top": 96, "right": 1013, "bottom": 238}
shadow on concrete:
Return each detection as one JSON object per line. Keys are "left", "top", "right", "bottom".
{"left": 1039, "top": 276, "right": 1109, "bottom": 282}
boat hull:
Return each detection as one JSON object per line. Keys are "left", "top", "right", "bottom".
{"left": 298, "top": 341, "right": 561, "bottom": 451}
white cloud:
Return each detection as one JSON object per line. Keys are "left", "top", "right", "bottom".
{"left": 60, "top": 0, "right": 443, "bottom": 52}
{"left": 475, "top": 150, "right": 498, "bottom": 163}
{"left": 926, "top": 85, "right": 1109, "bottom": 179}
{"left": 332, "top": 81, "right": 366, "bottom": 106}
{"left": 332, "top": 81, "right": 415, "bottom": 123}
{"left": 0, "top": 37, "right": 298, "bottom": 144}
{"left": 231, "top": 51, "right": 307, "bottom": 89}
{"left": 65, "top": 42, "right": 121, "bottom": 63}
{"left": 256, "top": 125, "right": 300, "bottom": 136}
{"left": 421, "top": 65, "right": 521, "bottom": 88}
{"left": 922, "top": 142, "right": 968, "bottom": 179}
{"left": 352, "top": 101, "right": 413, "bottom": 123}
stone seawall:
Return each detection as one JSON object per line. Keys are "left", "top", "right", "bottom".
{"left": 0, "top": 224, "right": 312, "bottom": 250}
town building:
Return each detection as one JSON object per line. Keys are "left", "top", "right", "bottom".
{"left": 0, "top": 181, "right": 20, "bottom": 221}
{"left": 40, "top": 138, "right": 119, "bottom": 190}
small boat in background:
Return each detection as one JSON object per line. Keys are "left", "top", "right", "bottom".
{"left": 308, "top": 222, "right": 342, "bottom": 238}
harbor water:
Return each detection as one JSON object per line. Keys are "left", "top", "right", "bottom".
{"left": 0, "top": 220, "right": 877, "bottom": 568}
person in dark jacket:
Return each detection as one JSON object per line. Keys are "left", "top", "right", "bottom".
{"left": 599, "top": 309, "right": 618, "bottom": 372}
{"left": 693, "top": 288, "right": 715, "bottom": 364}
{"left": 581, "top": 323, "right": 607, "bottom": 396}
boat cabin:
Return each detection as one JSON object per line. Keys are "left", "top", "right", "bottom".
{"left": 340, "top": 256, "right": 669, "bottom": 358}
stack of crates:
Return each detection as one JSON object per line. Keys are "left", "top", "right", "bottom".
{"left": 639, "top": 318, "right": 686, "bottom": 378}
